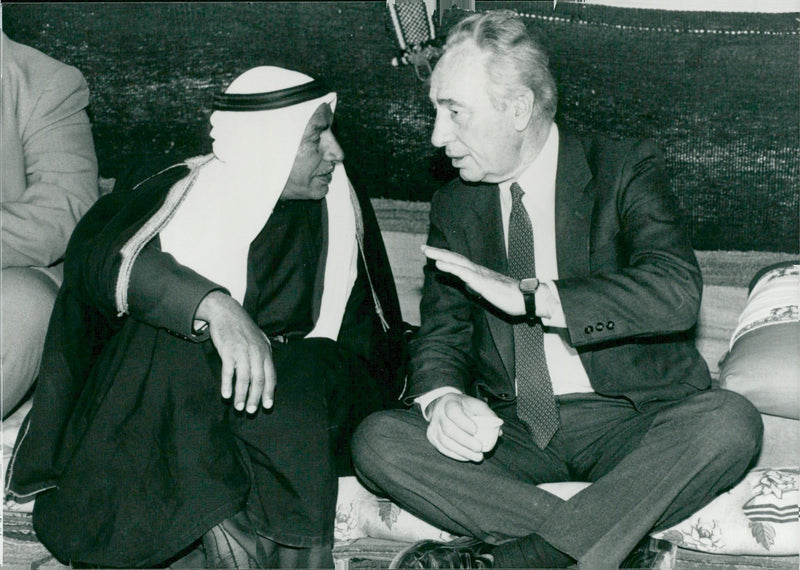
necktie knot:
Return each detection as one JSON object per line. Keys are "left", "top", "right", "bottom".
{"left": 510, "top": 182, "right": 525, "bottom": 204}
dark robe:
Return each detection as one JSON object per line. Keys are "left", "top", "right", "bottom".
{"left": 5, "top": 160, "right": 406, "bottom": 567}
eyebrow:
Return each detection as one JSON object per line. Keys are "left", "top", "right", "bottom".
{"left": 431, "top": 97, "right": 464, "bottom": 108}
{"left": 307, "top": 117, "right": 332, "bottom": 136}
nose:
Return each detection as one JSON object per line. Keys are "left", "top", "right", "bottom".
{"left": 322, "top": 131, "right": 345, "bottom": 163}
{"left": 430, "top": 109, "right": 452, "bottom": 149}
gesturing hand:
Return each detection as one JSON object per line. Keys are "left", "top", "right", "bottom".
{"left": 195, "top": 291, "right": 276, "bottom": 413}
{"left": 426, "top": 392, "right": 502, "bottom": 462}
{"left": 423, "top": 245, "right": 525, "bottom": 317}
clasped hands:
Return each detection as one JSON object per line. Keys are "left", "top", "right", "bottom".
{"left": 423, "top": 245, "right": 536, "bottom": 462}
{"left": 196, "top": 290, "right": 276, "bottom": 414}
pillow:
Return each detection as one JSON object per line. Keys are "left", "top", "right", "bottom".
{"left": 719, "top": 262, "right": 800, "bottom": 419}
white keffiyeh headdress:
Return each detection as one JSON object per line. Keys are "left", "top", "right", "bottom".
{"left": 117, "top": 66, "right": 362, "bottom": 340}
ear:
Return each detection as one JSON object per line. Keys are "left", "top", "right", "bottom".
{"left": 511, "top": 89, "right": 535, "bottom": 132}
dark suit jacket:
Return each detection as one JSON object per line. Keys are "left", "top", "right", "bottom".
{"left": 407, "top": 130, "right": 712, "bottom": 410}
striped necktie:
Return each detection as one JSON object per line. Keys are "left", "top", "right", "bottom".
{"left": 508, "top": 182, "right": 560, "bottom": 449}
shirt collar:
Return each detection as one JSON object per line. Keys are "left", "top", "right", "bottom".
{"left": 499, "top": 123, "right": 559, "bottom": 197}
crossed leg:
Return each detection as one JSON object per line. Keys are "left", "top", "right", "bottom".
{"left": 353, "top": 389, "right": 762, "bottom": 569}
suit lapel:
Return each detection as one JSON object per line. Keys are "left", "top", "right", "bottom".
{"left": 463, "top": 183, "right": 515, "bottom": 382}
{"left": 555, "top": 134, "right": 594, "bottom": 280}
{"left": 466, "top": 184, "right": 506, "bottom": 273}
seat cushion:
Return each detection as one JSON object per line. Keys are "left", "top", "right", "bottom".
{"left": 652, "top": 467, "right": 799, "bottom": 556}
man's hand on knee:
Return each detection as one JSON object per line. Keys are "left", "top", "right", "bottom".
{"left": 196, "top": 291, "right": 276, "bottom": 413}
{"left": 426, "top": 392, "right": 498, "bottom": 463}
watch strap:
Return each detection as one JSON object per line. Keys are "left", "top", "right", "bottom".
{"left": 522, "top": 289, "right": 537, "bottom": 318}
{"left": 519, "top": 278, "right": 538, "bottom": 318}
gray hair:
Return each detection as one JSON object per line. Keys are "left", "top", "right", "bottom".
{"left": 445, "top": 10, "right": 557, "bottom": 123}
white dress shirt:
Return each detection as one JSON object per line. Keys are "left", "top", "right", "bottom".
{"left": 416, "top": 124, "right": 593, "bottom": 418}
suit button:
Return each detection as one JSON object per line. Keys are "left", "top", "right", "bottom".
{"left": 498, "top": 393, "right": 510, "bottom": 399}
{"left": 584, "top": 325, "right": 594, "bottom": 334}
{"left": 607, "top": 321, "right": 615, "bottom": 330}
{"left": 595, "top": 322, "right": 604, "bottom": 331}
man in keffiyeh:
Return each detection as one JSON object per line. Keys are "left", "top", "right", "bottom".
{"left": 6, "top": 66, "right": 406, "bottom": 568}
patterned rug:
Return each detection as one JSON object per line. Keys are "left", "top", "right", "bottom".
{"left": 2, "top": 511, "right": 68, "bottom": 569}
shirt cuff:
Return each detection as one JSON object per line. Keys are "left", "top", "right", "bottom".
{"left": 540, "top": 280, "right": 567, "bottom": 328}
{"left": 192, "top": 319, "right": 210, "bottom": 337}
{"left": 414, "top": 387, "right": 463, "bottom": 421}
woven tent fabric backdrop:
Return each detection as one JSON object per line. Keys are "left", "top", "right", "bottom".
{"left": 2, "top": 2, "right": 797, "bottom": 252}
{"left": 470, "top": 2, "right": 799, "bottom": 253}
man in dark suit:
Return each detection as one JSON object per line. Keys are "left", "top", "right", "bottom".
{"left": 352, "top": 10, "right": 762, "bottom": 569}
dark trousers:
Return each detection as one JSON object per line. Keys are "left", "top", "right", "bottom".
{"left": 229, "top": 337, "right": 380, "bottom": 549}
{"left": 352, "top": 389, "right": 762, "bottom": 569}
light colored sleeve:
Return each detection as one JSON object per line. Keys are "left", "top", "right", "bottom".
{"left": 1, "top": 64, "right": 98, "bottom": 269}
{"left": 414, "top": 386, "right": 463, "bottom": 421}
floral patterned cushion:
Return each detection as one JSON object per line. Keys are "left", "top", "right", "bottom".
{"left": 336, "top": 467, "right": 799, "bottom": 556}
{"left": 334, "top": 476, "right": 454, "bottom": 543}
{"left": 653, "top": 467, "right": 798, "bottom": 555}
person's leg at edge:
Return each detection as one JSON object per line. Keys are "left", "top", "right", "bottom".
{"left": 1, "top": 267, "right": 60, "bottom": 418}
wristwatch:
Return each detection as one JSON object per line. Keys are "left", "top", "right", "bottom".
{"left": 518, "top": 277, "right": 540, "bottom": 318}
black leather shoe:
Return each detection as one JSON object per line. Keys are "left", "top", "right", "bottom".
{"left": 389, "top": 537, "right": 494, "bottom": 569}
{"left": 619, "top": 537, "right": 676, "bottom": 569}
